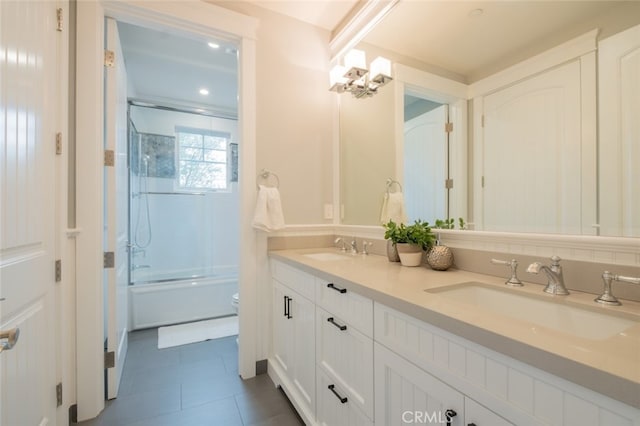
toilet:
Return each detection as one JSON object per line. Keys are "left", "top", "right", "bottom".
{"left": 231, "top": 292, "right": 239, "bottom": 314}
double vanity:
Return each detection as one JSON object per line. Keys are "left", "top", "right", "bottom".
{"left": 267, "top": 248, "right": 640, "bottom": 426}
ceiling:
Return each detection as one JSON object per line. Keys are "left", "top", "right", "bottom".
{"left": 117, "top": 1, "right": 638, "bottom": 112}
{"left": 243, "top": 0, "right": 360, "bottom": 30}
{"left": 361, "top": 1, "right": 631, "bottom": 82}
{"left": 118, "top": 21, "right": 239, "bottom": 115}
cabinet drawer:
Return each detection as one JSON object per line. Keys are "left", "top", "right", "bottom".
{"left": 315, "top": 278, "right": 373, "bottom": 337}
{"left": 271, "top": 259, "right": 316, "bottom": 301}
{"left": 316, "top": 369, "right": 373, "bottom": 426}
{"left": 465, "top": 398, "right": 513, "bottom": 426}
{"left": 316, "top": 307, "right": 374, "bottom": 420}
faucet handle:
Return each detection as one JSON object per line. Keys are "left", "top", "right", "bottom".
{"left": 491, "top": 258, "right": 523, "bottom": 287}
{"left": 595, "top": 271, "right": 640, "bottom": 306}
{"left": 550, "top": 255, "right": 562, "bottom": 266}
{"left": 362, "top": 241, "right": 372, "bottom": 255}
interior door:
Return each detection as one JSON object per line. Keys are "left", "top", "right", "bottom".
{"left": 104, "top": 17, "right": 129, "bottom": 399}
{"left": 403, "top": 104, "right": 448, "bottom": 223}
{"left": 482, "top": 61, "right": 582, "bottom": 234}
{"left": 0, "top": 0, "right": 61, "bottom": 424}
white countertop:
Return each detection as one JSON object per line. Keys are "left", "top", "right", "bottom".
{"left": 269, "top": 248, "right": 640, "bottom": 408}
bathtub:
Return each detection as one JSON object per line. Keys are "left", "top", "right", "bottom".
{"left": 129, "top": 271, "right": 237, "bottom": 330}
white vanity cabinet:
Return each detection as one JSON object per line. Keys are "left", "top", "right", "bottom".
{"left": 374, "top": 303, "right": 639, "bottom": 426}
{"left": 270, "top": 262, "right": 317, "bottom": 423}
{"left": 269, "top": 258, "right": 638, "bottom": 426}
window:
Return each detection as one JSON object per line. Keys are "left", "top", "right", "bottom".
{"left": 176, "top": 127, "right": 231, "bottom": 190}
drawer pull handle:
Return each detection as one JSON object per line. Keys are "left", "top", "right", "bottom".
{"left": 286, "top": 296, "right": 292, "bottom": 319}
{"left": 327, "top": 317, "right": 347, "bottom": 331}
{"left": 327, "top": 283, "right": 346, "bottom": 294}
{"left": 445, "top": 409, "right": 457, "bottom": 426}
{"left": 283, "top": 295, "right": 288, "bottom": 318}
{"left": 328, "top": 384, "right": 348, "bottom": 404}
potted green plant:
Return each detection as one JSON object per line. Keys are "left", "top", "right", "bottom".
{"left": 383, "top": 220, "right": 435, "bottom": 266}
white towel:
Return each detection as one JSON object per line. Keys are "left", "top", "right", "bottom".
{"left": 252, "top": 185, "right": 285, "bottom": 231}
{"left": 380, "top": 192, "right": 408, "bottom": 225}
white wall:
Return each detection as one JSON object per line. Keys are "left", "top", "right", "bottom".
{"left": 210, "top": 1, "right": 335, "bottom": 225}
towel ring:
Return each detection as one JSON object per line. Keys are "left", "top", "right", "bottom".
{"left": 386, "top": 178, "right": 402, "bottom": 194}
{"left": 257, "top": 169, "right": 280, "bottom": 189}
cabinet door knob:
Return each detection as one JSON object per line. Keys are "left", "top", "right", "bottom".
{"left": 445, "top": 409, "right": 457, "bottom": 426}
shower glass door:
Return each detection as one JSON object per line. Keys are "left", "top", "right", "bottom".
{"left": 128, "top": 104, "right": 239, "bottom": 285}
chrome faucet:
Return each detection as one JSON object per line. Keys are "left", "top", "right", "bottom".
{"left": 350, "top": 239, "right": 359, "bottom": 254}
{"left": 334, "top": 237, "right": 349, "bottom": 252}
{"left": 527, "top": 256, "right": 569, "bottom": 295}
{"left": 595, "top": 271, "right": 640, "bottom": 306}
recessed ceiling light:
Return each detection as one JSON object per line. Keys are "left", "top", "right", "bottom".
{"left": 199, "top": 88, "right": 209, "bottom": 96}
{"left": 469, "top": 8, "right": 484, "bottom": 17}
{"left": 207, "top": 42, "right": 220, "bottom": 49}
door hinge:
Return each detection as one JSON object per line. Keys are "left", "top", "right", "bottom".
{"left": 55, "top": 259, "right": 62, "bottom": 282}
{"left": 445, "top": 122, "right": 453, "bottom": 133}
{"left": 445, "top": 179, "right": 454, "bottom": 189}
{"left": 105, "top": 351, "right": 115, "bottom": 369}
{"left": 104, "top": 149, "right": 115, "bottom": 167}
{"left": 104, "top": 49, "right": 115, "bottom": 67}
{"left": 56, "top": 8, "right": 63, "bottom": 32}
{"left": 482, "top": 176, "right": 485, "bottom": 188}
{"left": 104, "top": 252, "right": 115, "bottom": 269}
{"left": 69, "top": 404, "right": 78, "bottom": 424}
{"left": 56, "top": 382, "right": 63, "bottom": 407}
{"left": 55, "top": 132, "right": 62, "bottom": 155}
{"left": 481, "top": 115, "right": 485, "bottom": 127}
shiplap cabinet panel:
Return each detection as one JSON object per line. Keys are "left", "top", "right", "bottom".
{"left": 374, "top": 303, "right": 639, "bottom": 426}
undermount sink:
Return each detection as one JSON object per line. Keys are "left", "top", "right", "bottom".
{"left": 426, "top": 282, "right": 637, "bottom": 340}
{"left": 303, "top": 252, "right": 350, "bottom": 261}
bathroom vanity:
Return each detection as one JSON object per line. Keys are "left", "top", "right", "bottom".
{"left": 267, "top": 249, "right": 640, "bottom": 426}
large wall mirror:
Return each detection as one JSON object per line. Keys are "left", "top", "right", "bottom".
{"left": 338, "top": 1, "right": 640, "bottom": 238}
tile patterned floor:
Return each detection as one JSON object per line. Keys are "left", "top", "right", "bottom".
{"left": 77, "top": 329, "right": 303, "bottom": 426}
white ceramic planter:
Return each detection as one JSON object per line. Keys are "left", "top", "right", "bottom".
{"left": 396, "top": 243, "right": 423, "bottom": 267}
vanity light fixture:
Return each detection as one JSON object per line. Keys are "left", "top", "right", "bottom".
{"left": 329, "top": 48, "right": 392, "bottom": 98}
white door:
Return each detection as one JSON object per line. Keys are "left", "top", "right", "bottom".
{"left": 404, "top": 105, "right": 448, "bottom": 224}
{"left": 374, "top": 343, "right": 464, "bottom": 426}
{"left": 272, "top": 280, "right": 293, "bottom": 376}
{"left": 291, "top": 290, "right": 315, "bottom": 414}
{"left": 598, "top": 24, "right": 640, "bottom": 237}
{"left": 0, "top": 0, "right": 62, "bottom": 424}
{"left": 482, "top": 61, "right": 582, "bottom": 234}
{"left": 104, "top": 17, "right": 129, "bottom": 399}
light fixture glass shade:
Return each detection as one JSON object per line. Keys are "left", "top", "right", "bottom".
{"left": 370, "top": 56, "right": 391, "bottom": 78}
{"left": 344, "top": 49, "right": 367, "bottom": 70}
{"left": 329, "top": 64, "right": 348, "bottom": 91}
